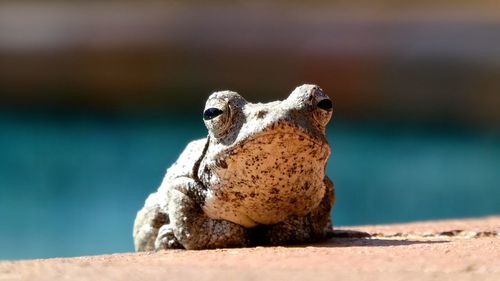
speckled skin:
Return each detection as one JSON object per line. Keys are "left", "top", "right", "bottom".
{"left": 133, "top": 84, "right": 335, "bottom": 250}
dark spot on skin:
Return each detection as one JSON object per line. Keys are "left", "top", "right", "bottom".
{"left": 216, "top": 159, "right": 228, "bottom": 169}
{"left": 203, "top": 166, "right": 212, "bottom": 181}
{"left": 152, "top": 211, "right": 168, "bottom": 228}
{"left": 267, "top": 197, "right": 281, "bottom": 203}
{"left": 233, "top": 192, "right": 246, "bottom": 200}
{"left": 256, "top": 110, "right": 267, "bottom": 119}
{"left": 216, "top": 191, "right": 230, "bottom": 202}
{"left": 290, "top": 198, "right": 297, "bottom": 204}
{"left": 250, "top": 175, "right": 261, "bottom": 181}
{"left": 270, "top": 187, "right": 279, "bottom": 194}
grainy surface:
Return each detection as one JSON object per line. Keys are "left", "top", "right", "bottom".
{"left": 1, "top": 216, "right": 499, "bottom": 281}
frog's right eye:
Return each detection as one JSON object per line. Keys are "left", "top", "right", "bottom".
{"left": 203, "top": 108, "right": 224, "bottom": 120}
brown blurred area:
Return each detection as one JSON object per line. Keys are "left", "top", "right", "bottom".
{"left": 1, "top": 1, "right": 499, "bottom": 126}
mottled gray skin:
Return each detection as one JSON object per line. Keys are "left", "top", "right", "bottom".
{"left": 133, "top": 84, "right": 335, "bottom": 250}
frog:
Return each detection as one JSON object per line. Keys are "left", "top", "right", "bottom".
{"left": 133, "top": 84, "right": 335, "bottom": 251}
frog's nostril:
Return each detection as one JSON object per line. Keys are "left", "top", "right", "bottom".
{"left": 313, "top": 87, "right": 324, "bottom": 95}
{"left": 256, "top": 110, "right": 267, "bottom": 119}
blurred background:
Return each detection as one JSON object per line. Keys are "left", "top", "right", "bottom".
{"left": 1, "top": 0, "right": 499, "bottom": 260}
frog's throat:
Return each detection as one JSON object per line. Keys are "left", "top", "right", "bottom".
{"left": 223, "top": 130, "right": 329, "bottom": 157}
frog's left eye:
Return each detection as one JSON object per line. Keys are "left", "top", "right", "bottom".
{"left": 317, "top": 99, "right": 333, "bottom": 111}
{"left": 203, "top": 108, "right": 224, "bottom": 120}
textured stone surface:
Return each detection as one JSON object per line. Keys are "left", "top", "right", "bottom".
{"left": 2, "top": 216, "right": 499, "bottom": 281}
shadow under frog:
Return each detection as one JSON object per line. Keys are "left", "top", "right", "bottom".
{"left": 133, "top": 84, "right": 335, "bottom": 250}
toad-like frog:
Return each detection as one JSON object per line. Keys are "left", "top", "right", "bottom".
{"left": 133, "top": 84, "right": 335, "bottom": 250}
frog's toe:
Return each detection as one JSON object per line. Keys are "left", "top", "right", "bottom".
{"left": 155, "top": 224, "right": 184, "bottom": 250}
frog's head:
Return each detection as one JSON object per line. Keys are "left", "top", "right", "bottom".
{"left": 203, "top": 84, "right": 332, "bottom": 147}
{"left": 202, "top": 84, "right": 333, "bottom": 166}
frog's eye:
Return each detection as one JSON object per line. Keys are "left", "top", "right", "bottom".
{"left": 204, "top": 90, "right": 246, "bottom": 138}
{"left": 203, "top": 108, "right": 224, "bottom": 120}
{"left": 311, "top": 87, "right": 333, "bottom": 127}
{"left": 317, "top": 99, "right": 333, "bottom": 111}
{"left": 203, "top": 99, "right": 232, "bottom": 138}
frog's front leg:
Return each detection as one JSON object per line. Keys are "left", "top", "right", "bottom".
{"left": 133, "top": 191, "right": 173, "bottom": 251}
{"left": 257, "top": 177, "right": 335, "bottom": 245}
{"left": 166, "top": 177, "right": 251, "bottom": 250}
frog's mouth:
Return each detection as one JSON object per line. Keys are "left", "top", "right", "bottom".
{"left": 228, "top": 121, "right": 329, "bottom": 156}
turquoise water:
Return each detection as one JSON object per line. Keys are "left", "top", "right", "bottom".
{"left": 1, "top": 113, "right": 499, "bottom": 259}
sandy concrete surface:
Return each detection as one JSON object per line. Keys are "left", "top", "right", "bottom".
{"left": 1, "top": 216, "right": 499, "bottom": 281}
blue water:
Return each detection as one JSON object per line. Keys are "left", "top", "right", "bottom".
{"left": 1, "top": 113, "right": 499, "bottom": 259}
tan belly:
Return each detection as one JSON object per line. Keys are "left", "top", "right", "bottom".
{"left": 202, "top": 180, "right": 325, "bottom": 227}
{"left": 201, "top": 136, "right": 328, "bottom": 227}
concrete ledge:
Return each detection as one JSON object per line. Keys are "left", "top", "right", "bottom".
{"left": 1, "top": 216, "right": 499, "bottom": 281}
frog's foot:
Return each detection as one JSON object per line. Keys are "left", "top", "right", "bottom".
{"left": 155, "top": 224, "right": 184, "bottom": 250}
{"left": 167, "top": 178, "right": 251, "bottom": 250}
{"left": 169, "top": 190, "right": 252, "bottom": 249}
{"left": 201, "top": 218, "right": 252, "bottom": 249}
{"left": 133, "top": 197, "right": 169, "bottom": 252}
{"left": 255, "top": 215, "right": 320, "bottom": 245}
{"left": 256, "top": 177, "right": 335, "bottom": 246}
